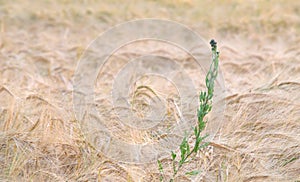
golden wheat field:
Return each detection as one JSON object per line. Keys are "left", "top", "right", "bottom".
{"left": 0, "top": 0, "right": 300, "bottom": 181}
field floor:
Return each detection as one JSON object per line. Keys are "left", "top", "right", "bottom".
{"left": 0, "top": 1, "right": 299, "bottom": 181}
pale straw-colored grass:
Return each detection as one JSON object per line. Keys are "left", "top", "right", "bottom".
{"left": 0, "top": 0, "right": 299, "bottom": 181}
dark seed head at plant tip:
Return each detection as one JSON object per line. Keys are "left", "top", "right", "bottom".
{"left": 210, "top": 39, "right": 217, "bottom": 48}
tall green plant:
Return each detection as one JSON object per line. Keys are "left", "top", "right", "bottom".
{"left": 158, "top": 39, "right": 220, "bottom": 181}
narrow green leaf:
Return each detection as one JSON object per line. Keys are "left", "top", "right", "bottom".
{"left": 194, "top": 127, "right": 198, "bottom": 136}
{"left": 171, "top": 151, "right": 176, "bottom": 160}
{"left": 158, "top": 160, "right": 163, "bottom": 172}
{"left": 185, "top": 170, "right": 200, "bottom": 176}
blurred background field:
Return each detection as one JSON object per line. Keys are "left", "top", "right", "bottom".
{"left": 0, "top": 0, "right": 299, "bottom": 181}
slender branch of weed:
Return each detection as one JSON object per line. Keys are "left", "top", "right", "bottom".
{"left": 158, "top": 39, "right": 220, "bottom": 181}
